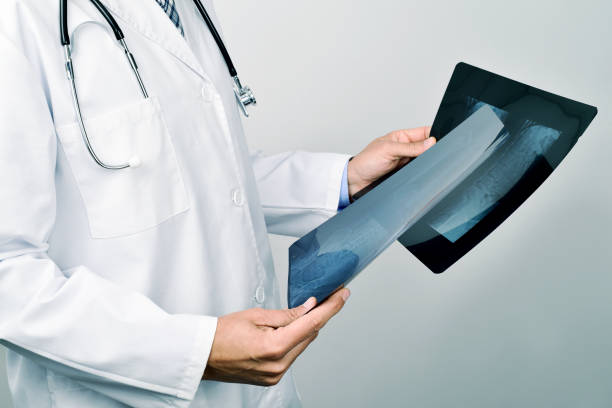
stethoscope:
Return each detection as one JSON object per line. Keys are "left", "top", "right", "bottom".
{"left": 59, "top": 0, "right": 256, "bottom": 169}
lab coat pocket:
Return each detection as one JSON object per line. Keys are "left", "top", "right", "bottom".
{"left": 56, "top": 97, "right": 189, "bottom": 238}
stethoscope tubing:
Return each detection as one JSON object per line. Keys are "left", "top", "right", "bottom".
{"left": 192, "top": 0, "right": 238, "bottom": 77}
{"left": 60, "top": 0, "right": 238, "bottom": 80}
{"left": 59, "top": 0, "right": 253, "bottom": 169}
{"left": 60, "top": 0, "right": 125, "bottom": 45}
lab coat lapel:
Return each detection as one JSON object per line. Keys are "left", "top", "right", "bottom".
{"left": 101, "top": 0, "right": 209, "bottom": 81}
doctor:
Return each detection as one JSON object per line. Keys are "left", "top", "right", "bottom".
{"left": 0, "top": 0, "right": 435, "bottom": 407}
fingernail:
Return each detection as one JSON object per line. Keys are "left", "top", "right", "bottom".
{"left": 424, "top": 137, "right": 435, "bottom": 148}
{"left": 341, "top": 289, "right": 351, "bottom": 302}
{"left": 303, "top": 297, "right": 316, "bottom": 310}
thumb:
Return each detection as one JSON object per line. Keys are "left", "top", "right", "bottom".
{"left": 258, "top": 297, "right": 317, "bottom": 328}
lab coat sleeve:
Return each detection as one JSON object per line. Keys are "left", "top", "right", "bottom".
{"left": 251, "top": 150, "right": 351, "bottom": 237}
{"left": 0, "top": 34, "right": 215, "bottom": 408}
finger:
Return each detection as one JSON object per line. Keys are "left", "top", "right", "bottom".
{"left": 280, "top": 331, "right": 318, "bottom": 368}
{"left": 258, "top": 332, "right": 318, "bottom": 377}
{"left": 254, "top": 297, "right": 317, "bottom": 328}
{"left": 397, "top": 156, "right": 412, "bottom": 167}
{"left": 387, "top": 137, "right": 436, "bottom": 159}
{"left": 274, "top": 288, "right": 350, "bottom": 351}
{"left": 384, "top": 126, "right": 431, "bottom": 143}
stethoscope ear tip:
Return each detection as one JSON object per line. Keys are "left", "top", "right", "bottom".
{"left": 128, "top": 156, "right": 142, "bottom": 168}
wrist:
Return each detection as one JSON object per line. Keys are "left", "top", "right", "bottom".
{"left": 347, "top": 159, "right": 366, "bottom": 198}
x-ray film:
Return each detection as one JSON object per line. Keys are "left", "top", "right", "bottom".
{"left": 398, "top": 63, "right": 597, "bottom": 273}
{"left": 287, "top": 62, "right": 597, "bottom": 308}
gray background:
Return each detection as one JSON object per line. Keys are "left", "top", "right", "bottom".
{"left": 2, "top": 0, "right": 611, "bottom": 406}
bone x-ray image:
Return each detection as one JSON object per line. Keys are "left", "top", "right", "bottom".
{"left": 398, "top": 62, "right": 597, "bottom": 273}
{"left": 287, "top": 62, "right": 597, "bottom": 308}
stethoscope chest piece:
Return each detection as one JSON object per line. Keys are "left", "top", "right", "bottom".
{"left": 232, "top": 76, "right": 256, "bottom": 117}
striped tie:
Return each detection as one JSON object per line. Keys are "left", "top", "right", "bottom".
{"left": 155, "top": 0, "right": 185, "bottom": 36}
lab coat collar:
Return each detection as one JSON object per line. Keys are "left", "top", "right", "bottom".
{"left": 101, "top": 0, "right": 210, "bottom": 82}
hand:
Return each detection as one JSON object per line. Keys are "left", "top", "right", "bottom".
{"left": 203, "top": 288, "right": 350, "bottom": 386}
{"left": 347, "top": 127, "right": 436, "bottom": 197}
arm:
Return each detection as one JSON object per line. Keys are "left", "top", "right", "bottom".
{"left": 252, "top": 130, "right": 436, "bottom": 237}
{"left": 0, "top": 34, "right": 215, "bottom": 408}
{"left": 251, "top": 151, "right": 350, "bottom": 237}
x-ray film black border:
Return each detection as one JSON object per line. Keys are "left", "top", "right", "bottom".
{"left": 432, "top": 62, "right": 597, "bottom": 142}
{"left": 401, "top": 62, "right": 597, "bottom": 274}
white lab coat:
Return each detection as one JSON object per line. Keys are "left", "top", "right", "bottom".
{"left": 0, "top": 0, "right": 349, "bottom": 407}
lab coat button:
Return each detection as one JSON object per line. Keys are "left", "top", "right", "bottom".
{"left": 255, "top": 286, "right": 265, "bottom": 304}
{"left": 231, "top": 189, "right": 244, "bottom": 206}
